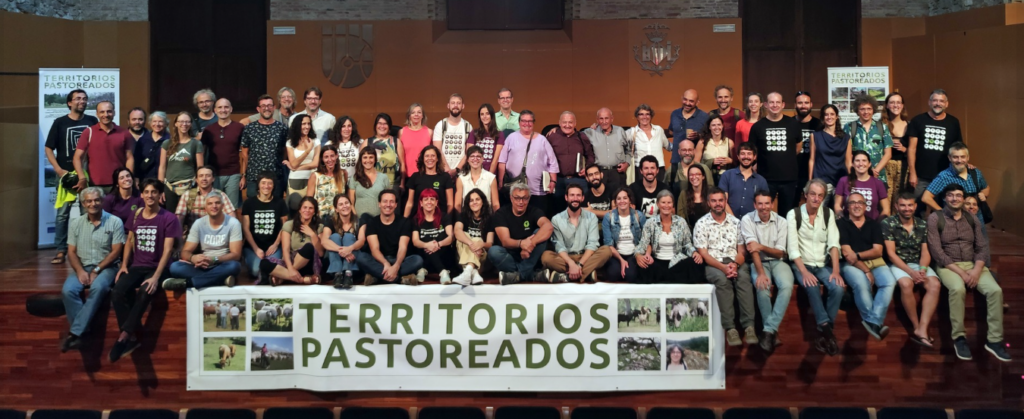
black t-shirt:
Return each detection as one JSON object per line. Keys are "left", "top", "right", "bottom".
{"left": 629, "top": 180, "right": 670, "bottom": 217}
{"left": 585, "top": 186, "right": 613, "bottom": 213}
{"left": 416, "top": 213, "right": 452, "bottom": 243}
{"left": 907, "top": 113, "right": 963, "bottom": 181}
{"left": 799, "top": 116, "right": 823, "bottom": 155}
{"left": 838, "top": 217, "right": 883, "bottom": 253}
{"left": 45, "top": 114, "right": 99, "bottom": 171}
{"left": 407, "top": 171, "right": 454, "bottom": 213}
{"left": 750, "top": 116, "right": 801, "bottom": 182}
{"left": 458, "top": 212, "right": 488, "bottom": 240}
{"left": 241, "top": 197, "right": 289, "bottom": 251}
{"left": 491, "top": 206, "right": 545, "bottom": 241}
{"left": 366, "top": 215, "right": 412, "bottom": 258}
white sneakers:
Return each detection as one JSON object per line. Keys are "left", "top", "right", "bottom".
{"left": 452, "top": 265, "right": 484, "bottom": 286}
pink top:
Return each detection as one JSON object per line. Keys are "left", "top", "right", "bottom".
{"left": 401, "top": 126, "right": 431, "bottom": 177}
{"left": 734, "top": 118, "right": 755, "bottom": 156}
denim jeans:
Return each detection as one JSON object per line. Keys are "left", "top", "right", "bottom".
{"left": 751, "top": 259, "right": 795, "bottom": 333}
{"left": 169, "top": 260, "right": 242, "bottom": 288}
{"left": 327, "top": 233, "right": 358, "bottom": 274}
{"left": 54, "top": 200, "right": 79, "bottom": 252}
{"left": 61, "top": 264, "right": 117, "bottom": 336}
{"left": 487, "top": 241, "right": 548, "bottom": 280}
{"left": 841, "top": 262, "right": 897, "bottom": 326}
{"left": 215, "top": 174, "right": 242, "bottom": 209}
{"left": 793, "top": 264, "right": 845, "bottom": 327}
{"left": 355, "top": 252, "right": 424, "bottom": 283}
{"left": 243, "top": 247, "right": 282, "bottom": 277}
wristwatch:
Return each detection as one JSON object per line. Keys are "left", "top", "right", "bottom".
{"left": 92, "top": 267, "right": 101, "bottom": 273}
{"left": 213, "top": 256, "right": 219, "bottom": 264}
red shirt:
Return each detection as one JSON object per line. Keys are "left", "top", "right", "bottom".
{"left": 202, "top": 121, "right": 244, "bottom": 175}
{"left": 77, "top": 123, "right": 131, "bottom": 186}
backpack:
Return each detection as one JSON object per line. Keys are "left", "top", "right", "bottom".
{"left": 936, "top": 209, "right": 975, "bottom": 235}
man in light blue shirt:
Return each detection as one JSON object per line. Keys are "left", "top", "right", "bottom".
{"left": 540, "top": 183, "right": 611, "bottom": 283}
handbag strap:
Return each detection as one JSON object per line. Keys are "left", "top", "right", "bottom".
{"left": 518, "top": 134, "right": 534, "bottom": 172}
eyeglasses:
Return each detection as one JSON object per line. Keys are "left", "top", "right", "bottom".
{"left": 520, "top": 119, "right": 535, "bottom": 124}
{"left": 468, "top": 154, "right": 483, "bottom": 159}
{"left": 511, "top": 195, "right": 530, "bottom": 202}
{"left": 848, "top": 201, "right": 866, "bottom": 206}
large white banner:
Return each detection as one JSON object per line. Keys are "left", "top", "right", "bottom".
{"left": 186, "top": 284, "right": 725, "bottom": 392}
{"left": 38, "top": 68, "right": 121, "bottom": 247}
{"left": 827, "top": 66, "right": 889, "bottom": 124}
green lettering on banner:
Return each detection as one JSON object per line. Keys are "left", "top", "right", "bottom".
{"left": 526, "top": 338, "right": 550, "bottom": 368}
{"left": 406, "top": 339, "right": 433, "bottom": 368}
{"left": 506, "top": 304, "right": 527, "bottom": 334}
{"left": 330, "top": 304, "right": 350, "bottom": 333}
{"left": 322, "top": 338, "right": 350, "bottom": 368}
{"left": 355, "top": 338, "right": 376, "bottom": 368}
{"left": 302, "top": 338, "right": 321, "bottom": 367}
{"left": 589, "top": 303, "right": 610, "bottom": 333}
{"left": 439, "top": 339, "right": 463, "bottom": 368}
{"left": 468, "top": 340, "right": 488, "bottom": 368}
{"left": 299, "top": 303, "right": 322, "bottom": 333}
{"left": 589, "top": 338, "right": 610, "bottom": 369}
{"left": 468, "top": 304, "right": 496, "bottom": 334}
{"left": 439, "top": 304, "right": 462, "bottom": 334}
{"left": 556, "top": 339, "right": 584, "bottom": 369}
{"left": 554, "top": 304, "right": 581, "bottom": 334}
{"left": 360, "top": 304, "right": 381, "bottom": 334}
{"left": 379, "top": 338, "right": 402, "bottom": 368}
{"left": 492, "top": 339, "right": 521, "bottom": 368}
{"left": 392, "top": 303, "right": 413, "bottom": 334}
{"left": 536, "top": 304, "right": 544, "bottom": 333}
{"left": 422, "top": 303, "right": 431, "bottom": 334}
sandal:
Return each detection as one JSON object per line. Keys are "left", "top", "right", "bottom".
{"left": 910, "top": 334, "right": 934, "bottom": 348}
{"left": 51, "top": 252, "right": 66, "bottom": 264}
{"left": 300, "top": 276, "right": 321, "bottom": 285}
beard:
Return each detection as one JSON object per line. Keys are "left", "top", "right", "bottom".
{"left": 739, "top": 159, "right": 753, "bottom": 168}
{"left": 796, "top": 108, "right": 811, "bottom": 119}
{"left": 568, "top": 201, "right": 582, "bottom": 211}
{"left": 130, "top": 126, "right": 145, "bottom": 134}
{"left": 450, "top": 109, "right": 462, "bottom": 118}
{"left": 588, "top": 179, "right": 602, "bottom": 188}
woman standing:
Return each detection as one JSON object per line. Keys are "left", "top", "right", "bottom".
{"left": 835, "top": 150, "right": 890, "bottom": 220}
{"left": 258, "top": 197, "right": 324, "bottom": 285}
{"left": 882, "top": 92, "right": 909, "bottom": 204}
{"left": 363, "top": 113, "right": 404, "bottom": 187}
{"left": 411, "top": 188, "right": 459, "bottom": 284}
{"left": 602, "top": 188, "right": 646, "bottom": 283}
{"left": 677, "top": 165, "right": 712, "bottom": 228}
{"left": 496, "top": 110, "right": 559, "bottom": 212}
{"left": 695, "top": 115, "right": 734, "bottom": 185}
{"left": 307, "top": 145, "right": 346, "bottom": 217}
{"left": 626, "top": 104, "right": 669, "bottom": 183}
{"left": 321, "top": 194, "right": 367, "bottom": 289}
{"left": 134, "top": 111, "right": 169, "bottom": 181}
{"left": 404, "top": 145, "right": 454, "bottom": 217}
{"left": 285, "top": 114, "right": 320, "bottom": 212}
{"left": 240, "top": 173, "right": 288, "bottom": 278}
{"left": 102, "top": 167, "right": 145, "bottom": 230}
{"left": 809, "top": 104, "right": 850, "bottom": 186}
{"left": 399, "top": 104, "right": 431, "bottom": 179}
{"left": 467, "top": 104, "right": 505, "bottom": 174}
{"left": 329, "top": 116, "right": 361, "bottom": 182}
{"left": 158, "top": 111, "right": 204, "bottom": 211}
{"left": 636, "top": 190, "right": 705, "bottom": 284}
{"left": 454, "top": 146, "right": 499, "bottom": 213}
{"left": 348, "top": 148, "right": 391, "bottom": 219}
{"left": 734, "top": 92, "right": 764, "bottom": 146}
{"left": 844, "top": 96, "right": 892, "bottom": 184}
{"left": 452, "top": 189, "right": 493, "bottom": 286}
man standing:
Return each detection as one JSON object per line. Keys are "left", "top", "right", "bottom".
{"left": 795, "top": 92, "right": 823, "bottom": 190}
{"left": 246, "top": 87, "right": 295, "bottom": 126}
{"left": 548, "top": 111, "right": 595, "bottom": 213}
{"left": 164, "top": 194, "right": 243, "bottom": 290}
{"left": 356, "top": 190, "right": 424, "bottom": 285}
{"left": 488, "top": 182, "right": 555, "bottom": 285}
{"left": 922, "top": 143, "right": 989, "bottom": 214}
{"left": 193, "top": 89, "right": 218, "bottom": 131}
{"left": 241, "top": 95, "right": 289, "bottom": 199}
{"left": 718, "top": 142, "right": 768, "bottom": 217}
{"left": 908, "top": 89, "right": 964, "bottom": 199}
{"left": 289, "top": 87, "right": 336, "bottom": 139}
{"left": 175, "top": 166, "right": 237, "bottom": 229}
{"left": 927, "top": 184, "right": 1010, "bottom": 361}
{"left": 495, "top": 88, "right": 520, "bottom": 136}
{"left": 125, "top": 107, "right": 148, "bottom": 145}
{"left": 838, "top": 191, "right": 896, "bottom": 340}
{"left": 433, "top": 93, "right": 472, "bottom": 178}
{"left": 709, "top": 85, "right": 743, "bottom": 142}
{"left": 749, "top": 92, "right": 803, "bottom": 216}
{"left": 669, "top": 89, "right": 708, "bottom": 186}
{"left": 73, "top": 101, "right": 132, "bottom": 192}
{"left": 202, "top": 98, "right": 244, "bottom": 213}
{"left": 583, "top": 164, "right": 613, "bottom": 220}
{"left": 741, "top": 191, "right": 792, "bottom": 353}
{"left": 229, "top": 304, "right": 240, "bottom": 330}
{"left": 788, "top": 179, "right": 844, "bottom": 356}
{"left": 583, "top": 108, "right": 630, "bottom": 193}
{"left": 694, "top": 188, "right": 755, "bottom": 347}
{"left": 540, "top": 184, "right": 611, "bottom": 283}
{"left": 59, "top": 187, "right": 125, "bottom": 352}
{"left": 46, "top": 89, "right": 98, "bottom": 264}
{"left": 883, "top": 192, "right": 941, "bottom": 348}
{"left": 630, "top": 156, "right": 671, "bottom": 217}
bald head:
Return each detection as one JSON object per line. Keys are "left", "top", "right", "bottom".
{"left": 681, "top": 89, "right": 699, "bottom": 113}
{"left": 765, "top": 92, "right": 784, "bottom": 120}
{"left": 215, "top": 98, "right": 233, "bottom": 121}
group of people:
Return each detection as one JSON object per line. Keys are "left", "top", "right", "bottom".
{"left": 50, "top": 85, "right": 1007, "bottom": 364}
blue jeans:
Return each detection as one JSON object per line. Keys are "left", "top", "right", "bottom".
{"left": 841, "top": 262, "right": 897, "bottom": 326}
{"left": 54, "top": 200, "right": 79, "bottom": 252}
{"left": 751, "top": 259, "right": 794, "bottom": 333}
{"left": 355, "top": 252, "right": 424, "bottom": 283}
{"left": 243, "top": 247, "right": 282, "bottom": 277}
{"left": 215, "top": 174, "right": 242, "bottom": 209}
{"left": 794, "top": 264, "right": 845, "bottom": 327}
{"left": 61, "top": 264, "right": 117, "bottom": 336}
{"left": 327, "top": 233, "right": 358, "bottom": 274}
{"left": 169, "top": 260, "right": 242, "bottom": 288}
{"left": 487, "top": 241, "right": 548, "bottom": 280}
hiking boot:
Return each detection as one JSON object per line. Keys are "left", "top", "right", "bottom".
{"left": 499, "top": 271, "right": 520, "bottom": 285}
{"left": 726, "top": 329, "right": 742, "bottom": 347}
{"left": 333, "top": 272, "right": 352, "bottom": 289}
{"left": 985, "top": 341, "right": 1011, "bottom": 362}
{"left": 439, "top": 269, "right": 452, "bottom": 285}
{"left": 161, "top": 277, "right": 187, "bottom": 291}
{"left": 759, "top": 331, "right": 776, "bottom": 353}
{"left": 533, "top": 270, "right": 549, "bottom": 283}
{"left": 744, "top": 326, "right": 759, "bottom": 345}
{"left": 401, "top": 274, "right": 419, "bottom": 286}
{"left": 552, "top": 272, "right": 569, "bottom": 283}
{"left": 953, "top": 337, "right": 973, "bottom": 360}
{"left": 363, "top": 274, "right": 376, "bottom": 286}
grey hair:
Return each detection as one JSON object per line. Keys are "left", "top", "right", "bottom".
{"left": 193, "top": 88, "right": 216, "bottom": 107}
{"left": 559, "top": 111, "right": 576, "bottom": 120}
{"left": 277, "top": 86, "right": 295, "bottom": 99}
{"left": 930, "top": 89, "right": 948, "bottom": 100}
{"left": 803, "top": 178, "right": 830, "bottom": 195}
{"left": 509, "top": 181, "right": 530, "bottom": 195}
{"left": 80, "top": 186, "right": 104, "bottom": 201}
{"left": 948, "top": 141, "right": 968, "bottom": 157}
{"left": 147, "top": 111, "right": 168, "bottom": 131}
{"left": 656, "top": 189, "right": 674, "bottom": 203}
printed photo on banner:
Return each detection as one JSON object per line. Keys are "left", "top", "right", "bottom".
{"left": 827, "top": 66, "right": 889, "bottom": 124}
{"left": 666, "top": 337, "right": 710, "bottom": 371}
{"left": 665, "top": 298, "right": 710, "bottom": 333}
{"left": 202, "top": 299, "right": 246, "bottom": 332}
{"left": 252, "top": 298, "right": 293, "bottom": 332}
{"left": 618, "top": 337, "right": 661, "bottom": 371}
{"left": 204, "top": 337, "right": 245, "bottom": 371}
{"left": 617, "top": 298, "right": 660, "bottom": 332}
{"left": 251, "top": 336, "right": 295, "bottom": 371}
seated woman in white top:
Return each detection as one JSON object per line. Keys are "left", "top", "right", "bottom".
{"left": 286, "top": 114, "right": 320, "bottom": 212}
{"left": 454, "top": 145, "right": 499, "bottom": 213}
{"left": 626, "top": 104, "right": 670, "bottom": 182}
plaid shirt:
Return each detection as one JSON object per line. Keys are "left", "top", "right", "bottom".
{"left": 881, "top": 215, "right": 927, "bottom": 264}
{"left": 174, "top": 188, "right": 236, "bottom": 225}
{"left": 927, "top": 207, "right": 989, "bottom": 267}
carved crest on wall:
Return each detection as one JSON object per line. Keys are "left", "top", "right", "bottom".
{"left": 322, "top": 24, "right": 374, "bottom": 88}
{"left": 633, "top": 23, "right": 680, "bottom": 76}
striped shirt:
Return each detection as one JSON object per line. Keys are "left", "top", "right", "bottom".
{"left": 68, "top": 211, "right": 125, "bottom": 267}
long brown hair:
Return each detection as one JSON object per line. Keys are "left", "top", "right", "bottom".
{"left": 474, "top": 103, "right": 499, "bottom": 140}
{"left": 317, "top": 145, "right": 347, "bottom": 192}
{"left": 169, "top": 111, "right": 195, "bottom": 156}
{"left": 354, "top": 147, "right": 378, "bottom": 189}
{"left": 881, "top": 92, "right": 909, "bottom": 134}
{"left": 330, "top": 194, "right": 357, "bottom": 234}
{"left": 848, "top": 150, "right": 872, "bottom": 195}
{"left": 297, "top": 196, "right": 322, "bottom": 232}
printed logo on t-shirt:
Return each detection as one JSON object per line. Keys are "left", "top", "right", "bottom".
{"left": 589, "top": 201, "right": 612, "bottom": 212}
{"left": 338, "top": 145, "right": 358, "bottom": 170}
{"left": 433, "top": 181, "right": 440, "bottom": 188}
{"left": 851, "top": 186, "right": 874, "bottom": 210}
{"left": 639, "top": 197, "right": 658, "bottom": 217}
{"left": 800, "top": 129, "right": 814, "bottom": 154}
{"left": 923, "top": 125, "right": 947, "bottom": 151}
{"left": 136, "top": 226, "right": 158, "bottom": 253}
{"left": 253, "top": 210, "right": 276, "bottom": 235}
{"left": 477, "top": 137, "right": 496, "bottom": 162}
{"left": 523, "top": 220, "right": 530, "bottom": 228}
{"left": 168, "top": 147, "right": 193, "bottom": 162}
{"left": 443, "top": 129, "right": 467, "bottom": 167}
{"left": 765, "top": 128, "right": 788, "bottom": 152}
{"left": 203, "top": 232, "right": 228, "bottom": 248}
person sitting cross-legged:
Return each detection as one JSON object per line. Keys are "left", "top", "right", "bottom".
{"left": 540, "top": 183, "right": 612, "bottom": 283}
{"left": 257, "top": 197, "right": 325, "bottom": 285}
{"left": 488, "top": 181, "right": 554, "bottom": 285}
{"left": 355, "top": 189, "right": 425, "bottom": 285}
{"left": 164, "top": 194, "right": 244, "bottom": 290}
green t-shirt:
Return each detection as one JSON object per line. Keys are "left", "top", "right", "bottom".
{"left": 162, "top": 138, "right": 204, "bottom": 183}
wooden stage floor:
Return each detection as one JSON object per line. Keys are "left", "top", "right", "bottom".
{"left": 1, "top": 228, "right": 1022, "bottom": 411}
